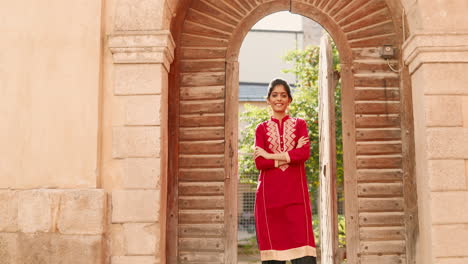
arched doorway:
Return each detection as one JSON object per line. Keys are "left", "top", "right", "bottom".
{"left": 167, "top": 1, "right": 415, "bottom": 263}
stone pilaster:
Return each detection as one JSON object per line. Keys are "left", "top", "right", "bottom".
{"left": 108, "top": 30, "right": 174, "bottom": 264}
{"left": 403, "top": 33, "right": 468, "bottom": 264}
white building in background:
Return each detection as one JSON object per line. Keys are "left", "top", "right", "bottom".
{"left": 303, "top": 17, "right": 324, "bottom": 46}
{"left": 238, "top": 12, "right": 324, "bottom": 111}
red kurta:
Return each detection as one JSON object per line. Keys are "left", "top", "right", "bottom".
{"left": 254, "top": 115, "right": 316, "bottom": 261}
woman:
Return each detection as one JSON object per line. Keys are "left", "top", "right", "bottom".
{"left": 254, "top": 78, "right": 316, "bottom": 264}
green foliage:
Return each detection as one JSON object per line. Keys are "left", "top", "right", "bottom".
{"left": 238, "top": 236, "right": 260, "bottom": 256}
{"left": 238, "top": 104, "right": 270, "bottom": 184}
{"left": 238, "top": 37, "right": 344, "bottom": 196}
{"left": 312, "top": 214, "right": 346, "bottom": 247}
{"left": 337, "top": 214, "right": 346, "bottom": 247}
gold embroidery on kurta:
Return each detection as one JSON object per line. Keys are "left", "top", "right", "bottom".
{"left": 266, "top": 121, "right": 281, "bottom": 154}
{"left": 265, "top": 118, "right": 297, "bottom": 171}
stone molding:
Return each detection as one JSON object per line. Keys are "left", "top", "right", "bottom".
{"left": 108, "top": 30, "right": 175, "bottom": 71}
{"left": 403, "top": 32, "right": 468, "bottom": 74}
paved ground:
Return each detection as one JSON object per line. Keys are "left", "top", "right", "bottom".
{"left": 238, "top": 253, "right": 261, "bottom": 264}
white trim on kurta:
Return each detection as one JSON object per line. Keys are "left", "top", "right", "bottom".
{"left": 262, "top": 170, "right": 273, "bottom": 249}
{"left": 260, "top": 245, "right": 317, "bottom": 261}
{"left": 299, "top": 164, "right": 310, "bottom": 244}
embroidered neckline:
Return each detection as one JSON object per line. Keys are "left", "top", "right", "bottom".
{"left": 265, "top": 118, "right": 297, "bottom": 171}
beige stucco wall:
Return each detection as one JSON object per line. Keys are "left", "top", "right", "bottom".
{"left": 0, "top": 0, "right": 107, "bottom": 262}
{"left": 0, "top": 0, "right": 103, "bottom": 189}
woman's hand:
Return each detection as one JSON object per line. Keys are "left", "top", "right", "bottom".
{"left": 254, "top": 146, "right": 270, "bottom": 159}
{"left": 296, "top": 136, "right": 309, "bottom": 148}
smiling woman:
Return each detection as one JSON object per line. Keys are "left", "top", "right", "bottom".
{"left": 253, "top": 78, "right": 317, "bottom": 264}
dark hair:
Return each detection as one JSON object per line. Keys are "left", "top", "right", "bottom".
{"left": 267, "top": 78, "right": 293, "bottom": 100}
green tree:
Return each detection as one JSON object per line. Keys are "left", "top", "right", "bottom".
{"left": 238, "top": 38, "right": 343, "bottom": 195}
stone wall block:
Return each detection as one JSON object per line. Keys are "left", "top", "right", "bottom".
{"left": 50, "top": 234, "right": 102, "bottom": 264}
{"left": 463, "top": 96, "right": 468, "bottom": 128}
{"left": 17, "top": 233, "right": 102, "bottom": 264}
{"left": 466, "top": 160, "right": 468, "bottom": 190}
{"left": 127, "top": 127, "right": 160, "bottom": 157}
{"left": 436, "top": 257, "right": 468, "bottom": 264}
{"left": 0, "top": 233, "right": 18, "bottom": 264}
{"left": 428, "top": 160, "right": 467, "bottom": 191}
{"left": 114, "top": 0, "right": 165, "bottom": 31}
{"left": 112, "top": 190, "right": 160, "bottom": 223}
{"left": 425, "top": 95, "right": 462, "bottom": 127}
{"left": 113, "top": 127, "right": 128, "bottom": 159}
{"left": 112, "top": 256, "right": 157, "bottom": 264}
{"left": 18, "top": 190, "right": 60, "bottom": 233}
{"left": 124, "top": 158, "right": 160, "bottom": 189}
{"left": 433, "top": 224, "right": 468, "bottom": 258}
{"left": 17, "top": 233, "right": 53, "bottom": 263}
{"left": 0, "top": 191, "right": 18, "bottom": 232}
{"left": 417, "top": 63, "right": 468, "bottom": 95}
{"left": 427, "top": 128, "right": 468, "bottom": 159}
{"left": 110, "top": 224, "right": 126, "bottom": 256}
{"left": 113, "top": 96, "right": 127, "bottom": 127}
{"left": 123, "top": 223, "right": 158, "bottom": 255}
{"left": 114, "top": 64, "right": 163, "bottom": 95}
{"left": 126, "top": 95, "right": 161, "bottom": 126}
{"left": 112, "top": 127, "right": 160, "bottom": 158}
{"left": 431, "top": 192, "right": 468, "bottom": 224}
{"left": 57, "top": 190, "right": 106, "bottom": 235}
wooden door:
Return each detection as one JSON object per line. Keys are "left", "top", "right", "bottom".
{"left": 318, "top": 35, "right": 339, "bottom": 264}
{"left": 176, "top": 60, "right": 229, "bottom": 263}
{"left": 176, "top": 52, "right": 238, "bottom": 262}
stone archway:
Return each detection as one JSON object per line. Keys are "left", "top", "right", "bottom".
{"left": 168, "top": 1, "right": 416, "bottom": 263}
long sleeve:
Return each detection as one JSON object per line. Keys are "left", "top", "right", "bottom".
{"left": 287, "top": 119, "right": 310, "bottom": 164}
{"left": 254, "top": 123, "right": 276, "bottom": 170}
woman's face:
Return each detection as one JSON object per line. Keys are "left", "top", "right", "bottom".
{"left": 267, "top": 84, "right": 292, "bottom": 113}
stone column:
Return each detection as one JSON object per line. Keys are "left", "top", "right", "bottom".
{"left": 403, "top": 33, "right": 468, "bottom": 264}
{"left": 107, "top": 31, "right": 174, "bottom": 264}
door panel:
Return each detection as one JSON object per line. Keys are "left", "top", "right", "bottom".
{"left": 318, "top": 35, "right": 338, "bottom": 264}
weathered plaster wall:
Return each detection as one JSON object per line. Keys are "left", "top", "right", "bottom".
{"left": 0, "top": 0, "right": 103, "bottom": 189}
{"left": 402, "top": 0, "right": 468, "bottom": 263}
{"left": 0, "top": 1, "right": 107, "bottom": 262}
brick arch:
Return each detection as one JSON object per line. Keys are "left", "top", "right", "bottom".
{"left": 168, "top": 1, "right": 414, "bottom": 264}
